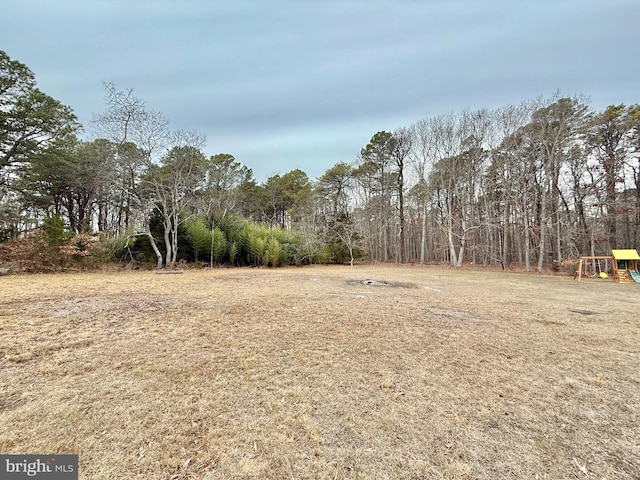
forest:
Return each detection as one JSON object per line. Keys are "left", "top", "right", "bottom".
{"left": 1, "top": 50, "right": 639, "bottom": 272}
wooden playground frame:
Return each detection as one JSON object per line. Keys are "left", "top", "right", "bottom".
{"left": 574, "top": 256, "right": 612, "bottom": 282}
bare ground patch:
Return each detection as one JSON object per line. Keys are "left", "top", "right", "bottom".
{"left": 1, "top": 265, "right": 639, "bottom": 479}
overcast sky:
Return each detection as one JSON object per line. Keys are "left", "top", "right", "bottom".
{"left": 2, "top": 1, "right": 639, "bottom": 181}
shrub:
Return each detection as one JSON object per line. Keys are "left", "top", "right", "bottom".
{"left": 212, "top": 227, "right": 227, "bottom": 264}
{"left": 59, "top": 234, "right": 106, "bottom": 269}
{"left": 184, "top": 217, "right": 212, "bottom": 263}
{"left": 0, "top": 234, "right": 43, "bottom": 271}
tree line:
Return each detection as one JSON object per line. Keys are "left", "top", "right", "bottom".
{"left": 1, "top": 50, "right": 639, "bottom": 271}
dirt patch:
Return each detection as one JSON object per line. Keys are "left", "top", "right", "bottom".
{"left": 1, "top": 265, "right": 639, "bottom": 479}
{"left": 569, "top": 308, "right": 601, "bottom": 316}
{"left": 347, "top": 278, "right": 417, "bottom": 288}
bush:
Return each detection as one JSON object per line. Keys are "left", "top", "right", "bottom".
{"left": 212, "top": 227, "right": 227, "bottom": 264}
{"left": 59, "top": 234, "right": 106, "bottom": 269}
{"left": 184, "top": 217, "right": 212, "bottom": 263}
{"left": 0, "top": 234, "right": 44, "bottom": 271}
{"left": 234, "top": 222, "right": 305, "bottom": 267}
{"left": 0, "top": 229, "right": 107, "bottom": 272}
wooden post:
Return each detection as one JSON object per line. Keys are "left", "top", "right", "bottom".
{"left": 577, "top": 258, "right": 582, "bottom": 282}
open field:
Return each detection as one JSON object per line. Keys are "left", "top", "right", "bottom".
{"left": 1, "top": 265, "right": 639, "bottom": 479}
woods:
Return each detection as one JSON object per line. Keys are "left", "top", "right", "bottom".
{"left": 1, "top": 50, "right": 639, "bottom": 271}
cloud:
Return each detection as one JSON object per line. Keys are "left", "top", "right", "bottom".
{"left": 2, "top": 1, "right": 639, "bottom": 182}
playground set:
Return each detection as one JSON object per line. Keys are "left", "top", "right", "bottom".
{"left": 574, "top": 249, "right": 640, "bottom": 283}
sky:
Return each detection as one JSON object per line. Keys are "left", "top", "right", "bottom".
{"left": 2, "top": 0, "right": 639, "bottom": 182}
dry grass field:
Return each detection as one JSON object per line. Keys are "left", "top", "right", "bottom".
{"left": 1, "top": 265, "right": 639, "bottom": 479}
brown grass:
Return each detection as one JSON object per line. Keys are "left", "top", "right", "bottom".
{"left": 1, "top": 265, "right": 639, "bottom": 479}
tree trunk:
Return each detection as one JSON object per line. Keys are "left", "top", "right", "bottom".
{"left": 398, "top": 168, "right": 405, "bottom": 264}
{"left": 502, "top": 202, "right": 509, "bottom": 268}
{"left": 537, "top": 180, "right": 550, "bottom": 273}
{"left": 420, "top": 201, "right": 427, "bottom": 264}
{"left": 456, "top": 238, "right": 466, "bottom": 268}
{"left": 163, "top": 217, "right": 173, "bottom": 269}
{"left": 447, "top": 226, "right": 457, "bottom": 266}
{"left": 537, "top": 182, "right": 548, "bottom": 273}
{"left": 171, "top": 212, "right": 179, "bottom": 267}
{"left": 145, "top": 223, "right": 164, "bottom": 270}
{"left": 210, "top": 224, "right": 215, "bottom": 267}
{"left": 523, "top": 197, "right": 531, "bottom": 272}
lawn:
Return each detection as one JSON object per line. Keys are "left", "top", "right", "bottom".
{"left": 1, "top": 265, "right": 639, "bottom": 479}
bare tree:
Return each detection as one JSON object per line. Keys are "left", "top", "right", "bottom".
{"left": 93, "top": 84, "right": 206, "bottom": 269}
{"left": 144, "top": 132, "right": 207, "bottom": 268}
{"left": 409, "top": 118, "right": 437, "bottom": 264}
{"left": 425, "top": 110, "right": 491, "bottom": 267}
{"left": 486, "top": 102, "right": 534, "bottom": 268}
{"left": 334, "top": 216, "right": 361, "bottom": 268}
